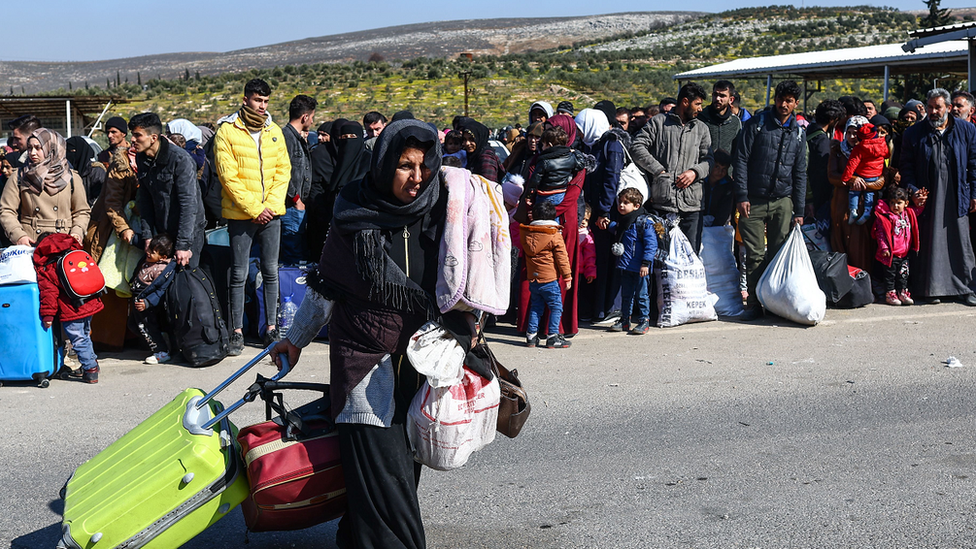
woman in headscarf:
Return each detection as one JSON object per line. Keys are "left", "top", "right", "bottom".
{"left": 305, "top": 119, "right": 371, "bottom": 260}
{"left": 515, "top": 113, "right": 591, "bottom": 337}
{"left": 528, "top": 100, "right": 554, "bottom": 124}
{"left": 503, "top": 121, "right": 544, "bottom": 179}
{"left": 270, "top": 119, "right": 492, "bottom": 549}
{"left": 828, "top": 115, "right": 886, "bottom": 270}
{"left": 1, "top": 128, "right": 90, "bottom": 246}
{"left": 459, "top": 119, "right": 506, "bottom": 183}
{"left": 576, "top": 108, "right": 626, "bottom": 321}
{"left": 65, "top": 136, "right": 106, "bottom": 206}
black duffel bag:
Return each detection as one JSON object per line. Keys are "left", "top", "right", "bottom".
{"left": 809, "top": 250, "right": 854, "bottom": 304}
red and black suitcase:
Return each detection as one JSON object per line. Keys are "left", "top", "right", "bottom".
{"left": 237, "top": 380, "right": 347, "bottom": 531}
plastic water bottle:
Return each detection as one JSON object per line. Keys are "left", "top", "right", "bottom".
{"left": 278, "top": 295, "right": 298, "bottom": 338}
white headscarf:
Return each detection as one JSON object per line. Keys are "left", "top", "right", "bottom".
{"left": 575, "top": 109, "right": 610, "bottom": 148}
{"left": 167, "top": 118, "right": 203, "bottom": 144}
{"left": 528, "top": 101, "right": 554, "bottom": 121}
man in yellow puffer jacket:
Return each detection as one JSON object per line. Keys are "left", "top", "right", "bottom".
{"left": 214, "top": 78, "right": 292, "bottom": 355}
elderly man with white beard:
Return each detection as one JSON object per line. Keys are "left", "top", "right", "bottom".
{"left": 900, "top": 88, "right": 976, "bottom": 305}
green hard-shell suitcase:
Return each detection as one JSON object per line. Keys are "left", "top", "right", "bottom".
{"left": 57, "top": 347, "right": 288, "bottom": 548}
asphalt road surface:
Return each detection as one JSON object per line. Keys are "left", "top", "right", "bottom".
{"left": 4, "top": 302, "right": 976, "bottom": 548}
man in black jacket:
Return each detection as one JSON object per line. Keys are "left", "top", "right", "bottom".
{"left": 280, "top": 95, "right": 316, "bottom": 265}
{"left": 732, "top": 81, "right": 807, "bottom": 320}
{"left": 130, "top": 112, "right": 206, "bottom": 267}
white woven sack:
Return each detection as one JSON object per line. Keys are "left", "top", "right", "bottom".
{"left": 699, "top": 225, "right": 744, "bottom": 317}
{"left": 407, "top": 368, "right": 500, "bottom": 471}
{"left": 656, "top": 226, "right": 718, "bottom": 327}
{"left": 757, "top": 224, "right": 826, "bottom": 326}
{"left": 0, "top": 245, "right": 36, "bottom": 285}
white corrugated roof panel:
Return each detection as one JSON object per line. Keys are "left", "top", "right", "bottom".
{"left": 674, "top": 41, "right": 968, "bottom": 80}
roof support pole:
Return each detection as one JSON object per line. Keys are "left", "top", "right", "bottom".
{"left": 802, "top": 78, "right": 808, "bottom": 115}
{"left": 883, "top": 65, "right": 890, "bottom": 101}
{"left": 65, "top": 99, "right": 72, "bottom": 138}
{"left": 969, "top": 39, "right": 976, "bottom": 93}
{"left": 765, "top": 74, "right": 772, "bottom": 107}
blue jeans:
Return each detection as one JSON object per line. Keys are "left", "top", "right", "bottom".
{"left": 279, "top": 206, "right": 308, "bottom": 266}
{"left": 620, "top": 270, "right": 650, "bottom": 324}
{"left": 848, "top": 177, "right": 878, "bottom": 220}
{"left": 229, "top": 218, "right": 281, "bottom": 331}
{"left": 527, "top": 280, "right": 563, "bottom": 336}
{"left": 63, "top": 317, "right": 97, "bottom": 371}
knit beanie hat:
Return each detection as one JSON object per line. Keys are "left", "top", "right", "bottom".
{"left": 105, "top": 116, "right": 127, "bottom": 135}
{"left": 556, "top": 101, "right": 574, "bottom": 115}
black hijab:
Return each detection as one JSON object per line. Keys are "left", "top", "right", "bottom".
{"left": 459, "top": 119, "right": 490, "bottom": 158}
{"left": 330, "top": 119, "right": 444, "bottom": 312}
{"left": 594, "top": 100, "right": 619, "bottom": 129}
{"left": 64, "top": 136, "right": 94, "bottom": 178}
{"left": 329, "top": 120, "right": 367, "bottom": 193}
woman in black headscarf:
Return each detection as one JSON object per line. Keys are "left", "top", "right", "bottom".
{"left": 459, "top": 119, "right": 506, "bottom": 183}
{"left": 65, "top": 136, "right": 106, "bottom": 206}
{"left": 271, "top": 119, "right": 481, "bottom": 549}
{"left": 305, "top": 120, "right": 371, "bottom": 261}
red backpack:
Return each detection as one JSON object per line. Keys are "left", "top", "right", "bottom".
{"left": 56, "top": 250, "right": 106, "bottom": 307}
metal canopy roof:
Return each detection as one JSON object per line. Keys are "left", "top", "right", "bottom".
{"left": 673, "top": 42, "right": 969, "bottom": 81}
{"left": 0, "top": 96, "right": 127, "bottom": 119}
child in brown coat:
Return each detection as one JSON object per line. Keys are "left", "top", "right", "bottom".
{"left": 520, "top": 200, "right": 572, "bottom": 348}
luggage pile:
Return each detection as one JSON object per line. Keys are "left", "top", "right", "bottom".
{"left": 56, "top": 347, "right": 347, "bottom": 548}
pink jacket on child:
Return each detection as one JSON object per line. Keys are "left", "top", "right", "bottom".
{"left": 577, "top": 227, "right": 596, "bottom": 280}
{"left": 872, "top": 199, "right": 921, "bottom": 267}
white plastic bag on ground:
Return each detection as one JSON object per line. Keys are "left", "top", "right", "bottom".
{"left": 698, "top": 225, "right": 744, "bottom": 317}
{"left": 657, "top": 226, "right": 718, "bottom": 327}
{"left": 0, "top": 245, "right": 36, "bottom": 285}
{"left": 408, "top": 368, "right": 500, "bottom": 471}
{"left": 406, "top": 321, "right": 466, "bottom": 388}
{"left": 757, "top": 224, "right": 826, "bottom": 326}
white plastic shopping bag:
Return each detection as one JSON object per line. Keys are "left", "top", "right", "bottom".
{"left": 408, "top": 368, "right": 500, "bottom": 471}
{"left": 406, "top": 321, "right": 466, "bottom": 388}
{"left": 656, "top": 226, "right": 718, "bottom": 327}
{"left": 698, "top": 225, "right": 744, "bottom": 317}
{"left": 0, "top": 245, "right": 36, "bottom": 285}
{"left": 757, "top": 224, "right": 826, "bottom": 326}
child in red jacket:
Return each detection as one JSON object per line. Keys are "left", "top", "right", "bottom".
{"left": 33, "top": 233, "right": 104, "bottom": 383}
{"left": 872, "top": 185, "right": 926, "bottom": 306}
{"left": 842, "top": 122, "right": 889, "bottom": 225}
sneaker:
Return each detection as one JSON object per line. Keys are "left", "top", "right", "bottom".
{"left": 228, "top": 332, "right": 245, "bottom": 356}
{"left": 82, "top": 366, "right": 99, "bottom": 384}
{"left": 608, "top": 321, "right": 624, "bottom": 332}
{"left": 856, "top": 213, "right": 872, "bottom": 225}
{"left": 525, "top": 333, "right": 539, "bottom": 348}
{"left": 264, "top": 328, "right": 280, "bottom": 348}
{"left": 64, "top": 367, "right": 83, "bottom": 379}
{"left": 630, "top": 320, "right": 650, "bottom": 335}
{"left": 145, "top": 351, "right": 171, "bottom": 365}
{"left": 898, "top": 290, "right": 914, "bottom": 305}
{"left": 885, "top": 291, "right": 902, "bottom": 306}
{"left": 545, "top": 334, "right": 571, "bottom": 349}
{"left": 848, "top": 209, "right": 858, "bottom": 224}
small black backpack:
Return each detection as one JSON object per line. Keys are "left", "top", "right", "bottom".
{"left": 165, "top": 266, "right": 229, "bottom": 367}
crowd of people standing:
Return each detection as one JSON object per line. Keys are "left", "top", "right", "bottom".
{"left": 4, "top": 75, "right": 976, "bottom": 548}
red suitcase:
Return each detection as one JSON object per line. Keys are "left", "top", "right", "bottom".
{"left": 237, "top": 382, "right": 346, "bottom": 532}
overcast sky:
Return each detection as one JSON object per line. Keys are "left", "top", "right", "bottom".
{"left": 3, "top": 0, "right": 971, "bottom": 62}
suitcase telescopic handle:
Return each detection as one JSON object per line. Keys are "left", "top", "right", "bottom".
{"left": 195, "top": 345, "right": 291, "bottom": 431}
